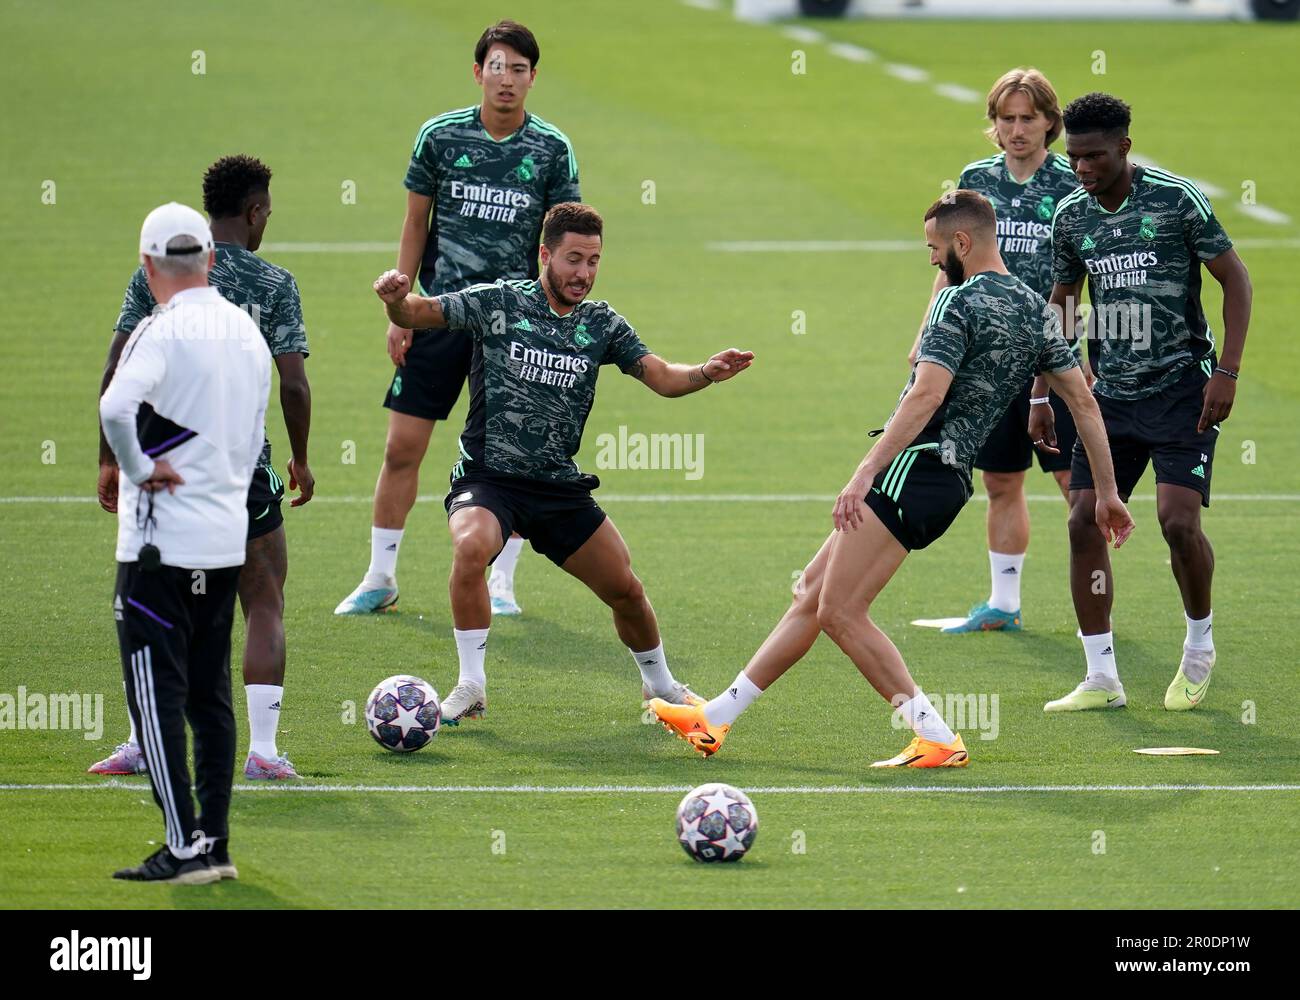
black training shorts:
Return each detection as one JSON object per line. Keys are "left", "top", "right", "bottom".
{"left": 864, "top": 444, "right": 972, "bottom": 551}
{"left": 1070, "top": 361, "right": 1218, "bottom": 507}
{"left": 383, "top": 328, "right": 474, "bottom": 422}
{"left": 445, "top": 469, "right": 608, "bottom": 567}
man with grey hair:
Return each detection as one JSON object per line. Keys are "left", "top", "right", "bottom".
{"left": 100, "top": 202, "right": 271, "bottom": 883}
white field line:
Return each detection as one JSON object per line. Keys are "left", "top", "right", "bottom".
{"left": 884, "top": 63, "right": 930, "bottom": 83}
{"left": 933, "top": 83, "right": 981, "bottom": 104}
{"left": 6, "top": 494, "right": 1300, "bottom": 505}
{"left": 781, "top": 25, "right": 824, "bottom": 44}
{"left": 674, "top": 0, "right": 1294, "bottom": 230}
{"left": 3, "top": 782, "right": 1299, "bottom": 795}
{"left": 827, "top": 41, "right": 875, "bottom": 62}
{"left": 1240, "top": 204, "right": 1292, "bottom": 225}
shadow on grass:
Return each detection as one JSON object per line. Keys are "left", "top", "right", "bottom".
{"left": 170, "top": 879, "right": 303, "bottom": 910}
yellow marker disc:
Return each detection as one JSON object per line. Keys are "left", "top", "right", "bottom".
{"left": 1133, "top": 747, "right": 1220, "bottom": 756}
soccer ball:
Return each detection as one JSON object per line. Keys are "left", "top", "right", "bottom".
{"left": 365, "top": 675, "right": 441, "bottom": 752}
{"left": 675, "top": 782, "right": 758, "bottom": 862}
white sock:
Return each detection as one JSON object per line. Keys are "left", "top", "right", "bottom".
{"left": 124, "top": 681, "right": 140, "bottom": 746}
{"left": 488, "top": 536, "right": 524, "bottom": 591}
{"left": 454, "top": 628, "right": 489, "bottom": 688}
{"left": 631, "top": 643, "right": 674, "bottom": 696}
{"left": 897, "top": 691, "right": 956, "bottom": 744}
{"left": 703, "top": 672, "right": 763, "bottom": 727}
{"left": 988, "top": 550, "right": 1025, "bottom": 613}
{"left": 365, "top": 527, "right": 403, "bottom": 586}
{"left": 1185, "top": 611, "right": 1214, "bottom": 652}
{"left": 246, "top": 684, "right": 283, "bottom": 759}
{"left": 1081, "top": 631, "right": 1119, "bottom": 685}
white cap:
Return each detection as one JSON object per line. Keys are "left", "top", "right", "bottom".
{"left": 139, "top": 201, "right": 214, "bottom": 258}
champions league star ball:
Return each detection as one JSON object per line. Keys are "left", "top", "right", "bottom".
{"left": 365, "top": 675, "right": 441, "bottom": 752}
{"left": 675, "top": 783, "right": 758, "bottom": 862}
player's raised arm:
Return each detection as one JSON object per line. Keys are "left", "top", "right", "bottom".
{"left": 374, "top": 270, "right": 447, "bottom": 331}
{"left": 625, "top": 349, "right": 754, "bottom": 398}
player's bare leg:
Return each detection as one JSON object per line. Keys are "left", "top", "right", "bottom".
{"left": 1157, "top": 483, "right": 1216, "bottom": 709}
{"left": 335, "top": 411, "right": 433, "bottom": 615}
{"left": 440, "top": 506, "right": 501, "bottom": 724}
{"left": 816, "top": 511, "right": 913, "bottom": 700}
{"left": 817, "top": 509, "right": 967, "bottom": 766}
{"left": 986, "top": 470, "right": 1030, "bottom": 563}
{"left": 561, "top": 518, "right": 698, "bottom": 705}
{"left": 652, "top": 535, "right": 834, "bottom": 755}
{"left": 1046, "top": 487, "right": 1126, "bottom": 711}
{"left": 943, "top": 469, "right": 1027, "bottom": 632}
{"left": 375, "top": 411, "right": 434, "bottom": 529}
{"left": 241, "top": 528, "right": 287, "bottom": 687}
{"left": 1158, "top": 483, "right": 1213, "bottom": 618}
{"left": 1051, "top": 468, "right": 1071, "bottom": 499}
{"left": 239, "top": 527, "right": 298, "bottom": 778}
{"left": 742, "top": 533, "right": 836, "bottom": 689}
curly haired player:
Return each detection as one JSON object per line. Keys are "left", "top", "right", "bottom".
{"left": 92, "top": 154, "right": 312, "bottom": 782}
{"left": 1030, "top": 93, "right": 1252, "bottom": 712}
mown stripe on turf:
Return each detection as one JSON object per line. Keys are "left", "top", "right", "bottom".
{"left": 4, "top": 783, "right": 1299, "bottom": 794}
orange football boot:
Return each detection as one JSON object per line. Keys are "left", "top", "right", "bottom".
{"left": 649, "top": 699, "right": 730, "bottom": 757}
{"left": 871, "top": 732, "right": 969, "bottom": 768}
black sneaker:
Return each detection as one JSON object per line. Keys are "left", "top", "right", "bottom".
{"left": 208, "top": 837, "right": 238, "bottom": 880}
{"left": 112, "top": 845, "right": 220, "bottom": 884}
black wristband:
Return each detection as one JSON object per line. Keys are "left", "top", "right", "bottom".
{"left": 700, "top": 365, "right": 716, "bottom": 384}
{"left": 1214, "top": 366, "right": 1238, "bottom": 381}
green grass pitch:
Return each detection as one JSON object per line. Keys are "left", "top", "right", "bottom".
{"left": 1, "top": 0, "right": 1298, "bottom": 908}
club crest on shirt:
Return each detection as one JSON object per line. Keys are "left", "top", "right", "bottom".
{"left": 511, "top": 155, "right": 537, "bottom": 183}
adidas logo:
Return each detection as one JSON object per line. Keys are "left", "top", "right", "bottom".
{"left": 477, "top": 641, "right": 487, "bottom": 651}
{"left": 1001, "top": 567, "right": 1018, "bottom": 575}
{"left": 1204, "top": 624, "right": 1213, "bottom": 634}
{"left": 1081, "top": 234, "right": 1097, "bottom": 251}
{"left": 1101, "top": 646, "right": 1113, "bottom": 656}
{"left": 1191, "top": 463, "right": 1206, "bottom": 479}
{"left": 642, "top": 659, "right": 656, "bottom": 666}
{"left": 729, "top": 687, "right": 738, "bottom": 699}
{"left": 453, "top": 154, "right": 473, "bottom": 168}
{"left": 513, "top": 318, "right": 532, "bottom": 331}
{"left": 385, "top": 543, "right": 397, "bottom": 551}
{"left": 268, "top": 701, "right": 281, "bottom": 711}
